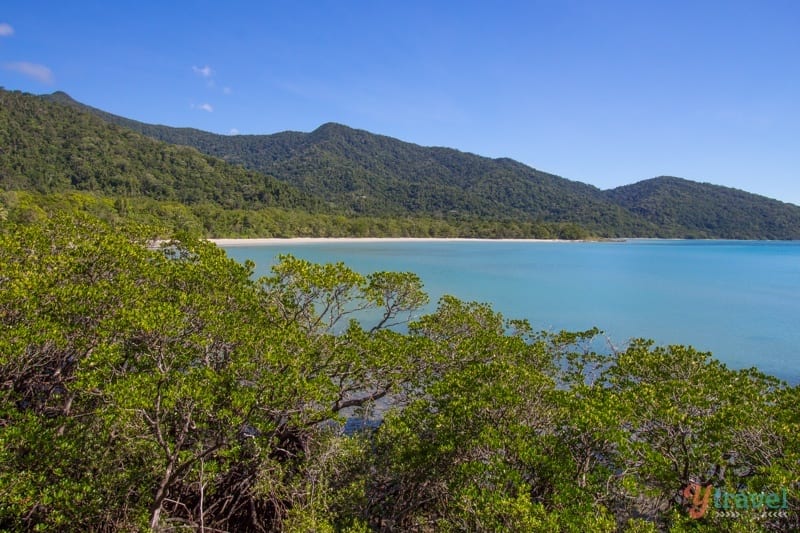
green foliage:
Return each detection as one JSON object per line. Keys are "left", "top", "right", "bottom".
{"left": 605, "top": 176, "right": 800, "bottom": 239}
{"left": 583, "top": 341, "right": 794, "bottom": 530}
{"left": 67, "top": 96, "right": 656, "bottom": 235}
{"left": 1, "top": 189, "right": 594, "bottom": 240}
{"left": 48, "top": 90, "right": 800, "bottom": 239}
{"left": 1, "top": 88, "right": 599, "bottom": 239}
{"left": 0, "top": 89, "right": 315, "bottom": 212}
{"left": 0, "top": 214, "right": 439, "bottom": 531}
{"left": 16, "top": 89, "right": 800, "bottom": 239}
{"left": 1, "top": 214, "right": 797, "bottom": 532}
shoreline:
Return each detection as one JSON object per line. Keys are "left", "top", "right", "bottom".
{"left": 209, "top": 237, "right": 583, "bottom": 246}
{"left": 207, "top": 237, "right": 800, "bottom": 246}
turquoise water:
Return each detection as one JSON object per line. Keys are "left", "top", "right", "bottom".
{"left": 223, "top": 240, "right": 800, "bottom": 384}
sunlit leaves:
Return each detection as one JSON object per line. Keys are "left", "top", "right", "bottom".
{"left": 1, "top": 214, "right": 796, "bottom": 531}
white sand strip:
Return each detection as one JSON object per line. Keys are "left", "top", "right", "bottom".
{"left": 209, "top": 237, "right": 576, "bottom": 246}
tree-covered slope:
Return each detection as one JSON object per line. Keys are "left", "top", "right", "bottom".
{"left": 45, "top": 91, "right": 653, "bottom": 236}
{"left": 1, "top": 89, "right": 316, "bottom": 211}
{"left": 258, "top": 122, "right": 652, "bottom": 235}
{"left": 605, "top": 176, "right": 800, "bottom": 239}
{"left": 23, "top": 90, "right": 800, "bottom": 238}
{"left": 1, "top": 89, "right": 593, "bottom": 239}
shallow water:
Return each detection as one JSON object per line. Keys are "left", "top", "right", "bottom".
{"left": 223, "top": 240, "right": 800, "bottom": 384}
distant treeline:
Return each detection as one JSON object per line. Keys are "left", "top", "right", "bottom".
{"left": 1, "top": 190, "right": 591, "bottom": 240}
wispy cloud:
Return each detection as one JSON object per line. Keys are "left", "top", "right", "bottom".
{"left": 191, "top": 102, "right": 214, "bottom": 112}
{"left": 0, "top": 23, "right": 13, "bottom": 37}
{"left": 229, "top": 128, "right": 239, "bottom": 135}
{"left": 191, "top": 65, "right": 233, "bottom": 96}
{"left": 192, "top": 65, "right": 213, "bottom": 78}
{"left": 3, "top": 62, "right": 54, "bottom": 84}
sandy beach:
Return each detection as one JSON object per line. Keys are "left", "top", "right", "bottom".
{"left": 209, "top": 237, "right": 576, "bottom": 246}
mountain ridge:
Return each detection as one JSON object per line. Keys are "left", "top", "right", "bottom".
{"left": 11, "top": 89, "right": 800, "bottom": 239}
{"left": 605, "top": 176, "right": 800, "bottom": 239}
{"left": 42, "top": 92, "right": 656, "bottom": 235}
{"left": 0, "top": 89, "right": 316, "bottom": 212}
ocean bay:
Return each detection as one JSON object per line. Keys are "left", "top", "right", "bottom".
{"left": 223, "top": 239, "right": 800, "bottom": 384}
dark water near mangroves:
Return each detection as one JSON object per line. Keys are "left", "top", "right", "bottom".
{"left": 223, "top": 240, "right": 800, "bottom": 385}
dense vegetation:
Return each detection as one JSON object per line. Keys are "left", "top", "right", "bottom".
{"left": 0, "top": 90, "right": 314, "bottom": 212}
{"left": 0, "top": 190, "right": 590, "bottom": 240}
{"left": 48, "top": 90, "right": 800, "bottom": 239}
{"left": 1, "top": 214, "right": 797, "bottom": 531}
{"left": 1, "top": 84, "right": 797, "bottom": 533}
{"left": 47, "top": 91, "right": 651, "bottom": 234}
{"left": 605, "top": 177, "right": 800, "bottom": 239}
{"left": 1, "top": 89, "right": 589, "bottom": 240}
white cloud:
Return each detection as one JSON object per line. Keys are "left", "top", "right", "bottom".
{"left": 229, "top": 128, "right": 239, "bottom": 135}
{"left": 191, "top": 102, "right": 213, "bottom": 112}
{"left": 0, "top": 23, "right": 13, "bottom": 37}
{"left": 192, "top": 65, "right": 213, "bottom": 78}
{"left": 223, "top": 86, "right": 232, "bottom": 95}
{"left": 3, "top": 62, "right": 53, "bottom": 84}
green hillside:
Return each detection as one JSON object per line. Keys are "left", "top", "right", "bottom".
{"left": 6, "top": 89, "right": 800, "bottom": 239}
{"left": 45, "top": 91, "right": 653, "bottom": 236}
{"left": 51, "top": 90, "right": 800, "bottom": 239}
{"left": 1, "top": 89, "right": 590, "bottom": 239}
{"left": 605, "top": 177, "right": 800, "bottom": 239}
{"left": 1, "top": 89, "right": 314, "bottom": 211}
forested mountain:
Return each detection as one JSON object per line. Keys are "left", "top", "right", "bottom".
{"left": 4, "top": 89, "right": 800, "bottom": 238}
{"left": 1, "top": 89, "right": 315, "bottom": 211}
{"left": 48, "top": 90, "right": 800, "bottom": 239}
{"left": 0, "top": 89, "right": 590, "bottom": 239}
{"left": 45, "top": 91, "right": 650, "bottom": 235}
{"left": 605, "top": 177, "right": 800, "bottom": 239}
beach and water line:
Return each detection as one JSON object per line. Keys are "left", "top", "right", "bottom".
{"left": 210, "top": 237, "right": 578, "bottom": 246}
{"left": 216, "top": 237, "right": 800, "bottom": 384}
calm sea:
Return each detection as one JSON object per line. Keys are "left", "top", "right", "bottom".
{"left": 222, "top": 240, "right": 800, "bottom": 384}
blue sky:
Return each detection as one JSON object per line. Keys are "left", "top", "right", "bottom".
{"left": 2, "top": 1, "right": 799, "bottom": 204}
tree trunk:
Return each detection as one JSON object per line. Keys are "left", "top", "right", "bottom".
{"left": 149, "top": 463, "right": 174, "bottom": 530}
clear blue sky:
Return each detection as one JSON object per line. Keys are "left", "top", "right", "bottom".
{"left": 2, "top": 1, "right": 799, "bottom": 204}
